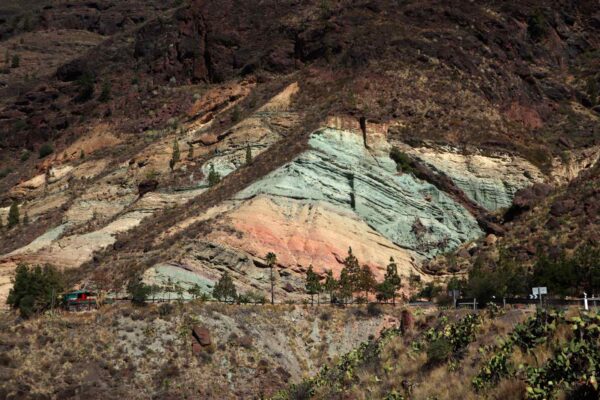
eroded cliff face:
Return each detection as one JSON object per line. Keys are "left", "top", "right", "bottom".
{"left": 236, "top": 128, "right": 482, "bottom": 258}
{"left": 0, "top": 108, "right": 585, "bottom": 305}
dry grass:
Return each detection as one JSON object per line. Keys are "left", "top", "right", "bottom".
{"left": 489, "top": 378, "right": 527, "bottom": 400}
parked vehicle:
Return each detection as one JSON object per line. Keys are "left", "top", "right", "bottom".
{"left": 63, "top": 290, "right": 97, "bottom": 311}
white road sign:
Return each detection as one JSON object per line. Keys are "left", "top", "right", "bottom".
{"left": 532, "top": 287, "right": 548, "bottom": 296}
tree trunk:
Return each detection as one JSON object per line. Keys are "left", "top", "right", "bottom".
{"left": 270, "top": 266, "right": 274, "bottom": 305}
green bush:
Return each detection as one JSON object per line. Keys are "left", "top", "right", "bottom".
{"left": 7, "top": 264, "right": 64, "bottom": 318}
{"left": 389, "top": 147, "right": 414, "bottom": 174}
{"left": 158, "top": 303, "right": 174, "bottom": 317}
{"left": 7, "top": 201, "right": 19, "bottom": 228}
{"left": 207, "top": 165, "right": 221, "bottom": 187}
{"left": 75, "top": 71, "right": 95, "bottom": 103}
{"left": 527, "top": 12, "right": 548, "bottom": 41}
{"left": 0, "top": 167, "right": 12, "bottom": 179}
{"left": 98, "top": 81, "right": 111, "bottom": 103}
{"left": 38, "top": 143, "right": 54, "bottom": 159}
{"left": 427, "top": 337, "right": 452, "bottom": 365}
{"left": 20, "top": 149, "right": 30, "bottom": 162}
{"left": 10, "top": 54, "right": 19, "bottom": 68}
{"left": 231, "top": 105, "right": 241, "bottom": 123}
{"left": 367, "top": 302, "right": 382, "bottom": 317}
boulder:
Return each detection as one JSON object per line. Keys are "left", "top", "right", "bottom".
{"left": 192, "top": 326, "right": 211, "bottom": 346}
{"left": 485, "top": 234, "right": 498, "bottom": 246}
{"left": 191, "top": 343, "right": 203, "bottom": 355}
{"left": 400, "top": 309, "right": 414, "bottom": 334}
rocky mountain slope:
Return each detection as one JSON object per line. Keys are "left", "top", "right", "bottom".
{"left": 0, "top": 303, "right": 408, "bottom": 399}
{"left": 0, "top": 0, "right": 599, "bottom": 305}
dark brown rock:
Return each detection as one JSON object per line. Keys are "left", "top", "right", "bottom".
{"left": 400, "top": 309, "right": 414, "bottom": 334}
{"left": 191, "top": 342, "right": 203, "bottom": 355}
{"left": 192, "top": 326, "right": 211, "bottom": 346}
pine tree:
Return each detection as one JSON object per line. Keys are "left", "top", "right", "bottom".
{"left": 8, "top": 201, "right": 19, "bottom": 228}
{"left": 376, "top": 280, "right": 394, "bottom": 303}
{"left": 245, "top": 144, "right": 252, "bottom": 165}
{"left": 187, "top": 283, "right": 203, "bottom": 300}
{"left": 172, "top": 139, "right": 180, "bottom": 163}
{"left": 7, "top": 264, "right": 64, "bottom": 318}
{"left": 23, "top": 212, "right": 29, "bottom": 226}
{"left": 266, "top": 252, "right": 277, "bottom": 304}
{"left": 208, "top": 165, "right": 221, "bottom": 187}
{"left": 128, "top": 278, "right": 152, "bottom": 306}
{"left": 187, "top": 143, "right": 194, "bottom": 160}
{"left": 358, "top": 265, "right": 376, "bottom": 301}
{"left": 384, "top": 257, "right": 402, "bottom": 304}
{"left": 324, "top": 270, "right": 337, "bottom": 303}
{"left": 338, "top": 267, "right": 353, "bottom": 305}
{"left": 342, "top": 247, "right": 361, "bottom": 301}
{"left": 212, "top": 272, "right": 237, "bottom": 303}
{"left": 305, "top": 265, "right": 321, "bottom": 306}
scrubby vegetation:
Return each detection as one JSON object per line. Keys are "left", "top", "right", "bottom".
{"left": 276, "top": 308, "right": 600, "bottom": 400}
{"left": 38, "top": 143, "right": 54, "bottom": 159}
{"left": 390, "top": 147, "right": 414, "bottom": 174}
{"left": 207, "top": 164, "right": 221, "bottom": 187}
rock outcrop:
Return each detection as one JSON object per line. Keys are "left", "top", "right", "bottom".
{"left": 236, "top": 128, "right": 482, "bottom": 258}
{"left": 401, "top": 145, "right": 546, "bottom": 211}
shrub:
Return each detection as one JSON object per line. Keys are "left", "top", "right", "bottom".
{"left": 75, "top": 71, "right": 95, "bottom": 103}
{"left": 20, "top": 150, "right": 30, "bottom": 162}
{"left": 98, "top": 82, "right": 111, "bottom": 102}
{"left": 7, "top": 201, "right": 19, "bottom": 228}
{"left": 231, "top": 105, "right": 241, "bottom": 123}
{"left": 7, "top": 264, "right": 64, "bottom": 318}
{"left": 390, "top": 147, "right": 414, "bottom": 174}
{"left": 158, "top": 303, "right": 174, "bottom": 317}
{"left": 319, "top": 311, "right": 332, "bottom": 321}
{"left": 0, "top": 167, "right": 12, "bottom": 179}
{"left": 288, "top": 381, "right": 314, "bottom": 400}
{"left": 38, "top": 143, "right": 54, "bottom": 159}
{"left": 10, "top": 54, "right": 19, "bottom": 68}
{"left": 367, "top": 302, "right": 382, "bottom": 317}
{"left": 207, "top": 165, "right": 221, "bottom": 187}
{"left": 427, "top": 337, "right": 452, "bottom": 365}
{"left": 238, "top": 290, "right": 266, "bottom": 304}
{"left": 527, "top": 12, "right": 548, "bottom": 41}
{"left": 418, "top": 282, "right": 442, "bottom": 301}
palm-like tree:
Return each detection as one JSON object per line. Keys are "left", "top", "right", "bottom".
{"left": 266, "top": 252, "right": 277, "bottom": 305}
